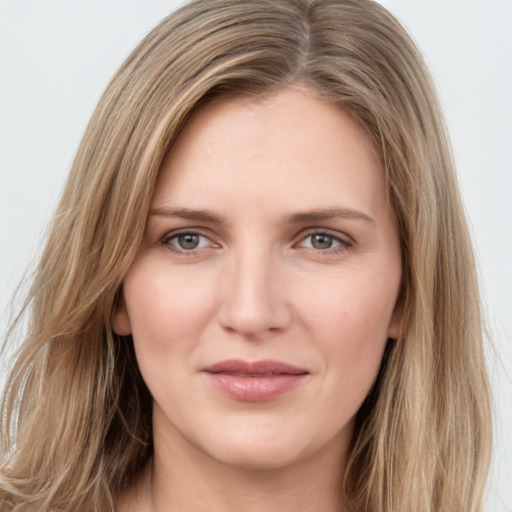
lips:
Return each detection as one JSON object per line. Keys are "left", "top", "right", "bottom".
{"left": 202, "top": 359, "right": 308, "bottom": 402}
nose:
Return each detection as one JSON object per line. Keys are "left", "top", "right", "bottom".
{"left": 217, "top": 248, "right": 292, "bottom": 338}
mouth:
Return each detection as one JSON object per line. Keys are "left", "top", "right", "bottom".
{"left": 202, "top": 359, "right": 309, "bottom": 402}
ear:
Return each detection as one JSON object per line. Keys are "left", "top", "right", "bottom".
{"left": 112, "top": 293, "right": 132, "bottom": 336}
{"left": 387, "top": 296, "right": 404, "bottom": 340}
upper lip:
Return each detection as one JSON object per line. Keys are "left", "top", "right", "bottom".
{"left": 202, "top": 359, "right": 308, "bottom": 376}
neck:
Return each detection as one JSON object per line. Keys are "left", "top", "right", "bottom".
{"left": 152, "top": 450, "right": 345, "bottom": 512}
{"left": 117, "top": 410, "right": 354, "bottom": 512}
{"left": 146, "top": 436, "right": 347, "bottom": 510}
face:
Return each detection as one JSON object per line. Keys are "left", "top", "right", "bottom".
{"left": 114, "top": 88, "right": 402, "bottom": 472}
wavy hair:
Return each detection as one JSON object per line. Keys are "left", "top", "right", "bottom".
{"left": 1, "top": 0, "right": 492, "bottom": 510}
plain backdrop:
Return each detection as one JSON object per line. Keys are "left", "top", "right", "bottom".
{"left": 1, "top": 1, "right": 511, "bottom": 510}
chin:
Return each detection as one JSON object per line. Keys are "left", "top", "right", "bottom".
{"left": 193, "top": 422, "right": 334, "bottom": 472}
{"left": 206, "top": 442, "right": 303, "bottom": 471}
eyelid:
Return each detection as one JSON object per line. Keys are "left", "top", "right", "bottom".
{"left": 161, "top": 228, "right": 220, "bottom": 253}
{"left": 158, "top": 226, "right": 354, "bottom": 256}
{"left": 294, "top": 228, "right": 355, "bottom": 251}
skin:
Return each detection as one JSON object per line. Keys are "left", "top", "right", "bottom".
{"left": 114, "top": 88, "right": 402, "bottom": 512}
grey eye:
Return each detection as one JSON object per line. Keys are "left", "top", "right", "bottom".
{"left": 163, "top": 231, "right": 217, "bottom": 254}
{"left": 176, "top": 234, "right": 201, "bottom": 250}
{"left": 310, "top": 234, "right": 336, "bottom": 250}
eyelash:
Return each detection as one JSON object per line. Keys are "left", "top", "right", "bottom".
{"left": 161, "top": 230, "right": 216, "bottom": 255}
{"left": 296, "top": 229, "right": 354, "bottom": 254}
{"left": 160, "top": 229, "right": 354, "bottom": 256}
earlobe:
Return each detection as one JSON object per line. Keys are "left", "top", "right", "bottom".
{"left": 387, "top": 316, "right": 403, "bottom": 340}
{"left": 112, "top": 294, "right": 132, "bottom": 336}
{"left": 387, "top": 297, "right": 404, "bottom": 340}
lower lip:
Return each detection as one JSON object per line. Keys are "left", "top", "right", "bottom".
{"left": 205, "top": 373, "right": 307, "bottom": 402}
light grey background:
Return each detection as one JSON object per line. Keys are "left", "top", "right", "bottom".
{"left": 1, "top": 1, "right": 511, "bottom": 510}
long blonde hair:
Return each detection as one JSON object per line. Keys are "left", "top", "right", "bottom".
{"left": 1, "top": 0, "right": 492, "bottom": 510}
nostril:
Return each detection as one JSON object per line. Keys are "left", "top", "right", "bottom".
{"left": 216, "top": 261, "right": 292, "bottom": 336}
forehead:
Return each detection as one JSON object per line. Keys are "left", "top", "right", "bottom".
{"left": 152, "top": 88, "right": 386, "bottom": 217}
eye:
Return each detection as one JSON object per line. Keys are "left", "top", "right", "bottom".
{"left": 304, "top": 233, "right": 340, "bottom": 250}
{"left": 297, "top": 231, "right": 352, "bottom": 252}
{"left": 162, "top": 231, "right": 214, "bottom": 252}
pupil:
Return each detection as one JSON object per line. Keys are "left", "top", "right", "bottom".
{"left": 179, "top": 234, "right": 199, "bottom": 249}
{"left": 311, "top": 234, "right": 332, "bottom": 249}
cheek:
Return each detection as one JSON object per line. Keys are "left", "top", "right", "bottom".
{"left": 122, "top": 258, "right": 222, "bottom": 405}
{"left": 294, "top": 268, "right": 398, "bottom": 378}
{"left": 301, "top": 275, "right": 396, "bottom": 332}
{"left": 122, "top": 256, "right": 218, "bottom": 352}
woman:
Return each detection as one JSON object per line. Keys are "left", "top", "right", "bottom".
{"left": 0, "top": 0, "right": 492, "bottom": 511}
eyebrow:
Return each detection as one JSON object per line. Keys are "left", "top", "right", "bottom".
{"left": 149, "top": 207, "right": 225, "bottom": 225}
{"left": 149, "top": 206, "right": 374, "bottom": 225}
{"left": 285, "top": 208, "right": 375, "bottom": 224}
